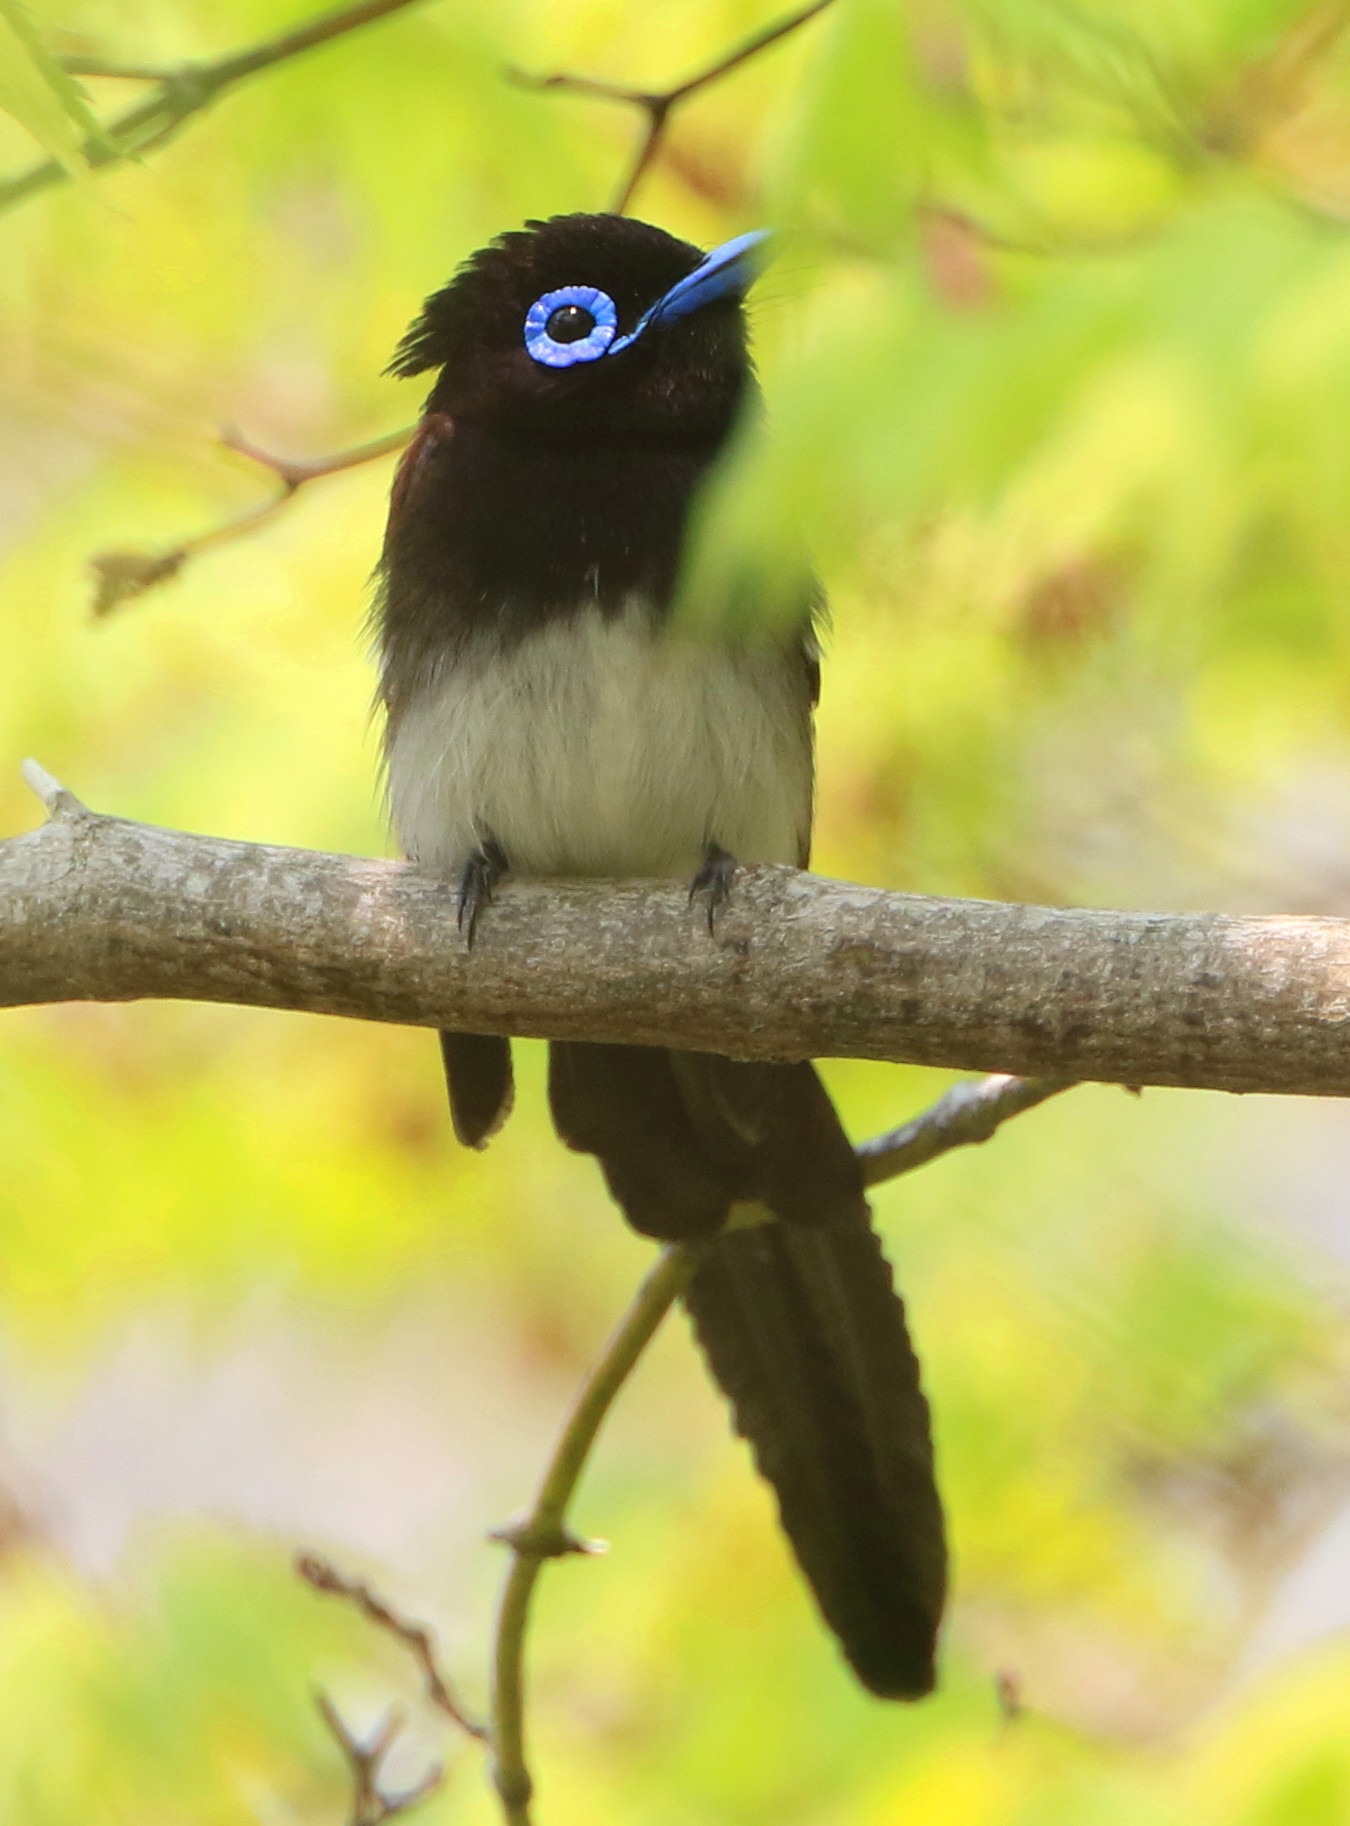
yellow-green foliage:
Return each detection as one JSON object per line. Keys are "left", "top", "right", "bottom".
{"left": 6, "top": 0, "right": 1350, "bottom": 1819}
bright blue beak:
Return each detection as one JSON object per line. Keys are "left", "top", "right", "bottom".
{"left": 610, "top": 229, "right": 771, "bottom": 356}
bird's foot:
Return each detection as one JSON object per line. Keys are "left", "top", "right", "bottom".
{"left": 457, "top": 839, "right": 508, "bottom": 946}
{"left": 688, "top": 844, "right": 738, "bottom": 934}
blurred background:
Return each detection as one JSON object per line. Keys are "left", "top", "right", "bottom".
{"left": 6, "top": 0, "right": 1350, "bottom": 1819}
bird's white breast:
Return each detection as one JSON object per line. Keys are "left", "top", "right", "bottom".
{"left": 384, "top": 605, "right": 812, "bottom": 880}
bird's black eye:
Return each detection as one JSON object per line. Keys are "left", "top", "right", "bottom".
{"left": 545, "top": 303, "right": 595, "bottom": 344}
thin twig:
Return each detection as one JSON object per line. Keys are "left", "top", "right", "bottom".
{"left": 18, "top": 757, "right": 81, "bottom": 817}
{"left": 1205, "top": 0, "right": 1350, "bottom": 155}
{"left": 300, "top": 1059, "right": 1062, "bottom": 1826}
{"left": 77, "top": 1, "right": 837, "bottom": 597}
{"left": 314, "top": 1692, "right": 443, "bottom": 1826}
{"left": 859, "top": 1074, "right": 1075, "bottom": 1186}
{"left": 290, "top": 1080, "right": 1067, "bottom": 1826}
{"left": 88, "top": 424, "right": 411, "bottom": 615}
{"left": 0, "top": 0, "right": 432, "bottom": 218}
{"left": 289, "top": 1078, "right": 1067, "bottom": 1826}
{"left": 477, "top": 1069, "right": 1069, "bottom": 1822}
{"left": 486, "top": 1243, "right": 706, "bottom": 1825}
{"left": 509, "top": 0, "right": 837, "bottom": 212}
{"left": 479, "top": 1071, "right": 1073, "bottom": 1822}
{"left": 59, "top": 58, "right": 178, "bottom": 82}
{"left": 995, "top": 1667, "right": 1025, "bottom": 1725}
{"left": 297, "top": 1554, "right": 486, "bottom": 1740}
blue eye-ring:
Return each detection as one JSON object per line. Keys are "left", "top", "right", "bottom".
{"left": 524, "top": 284, "right": 618, "bottom": 368}
{"left": 520, "top": 233, "right": 772, "bottom": 371}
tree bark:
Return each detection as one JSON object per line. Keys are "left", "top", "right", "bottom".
{"left": 4, "top": 778, "right": 1350, "bottom": 1097}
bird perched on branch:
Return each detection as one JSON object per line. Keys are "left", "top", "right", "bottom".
{"left": 374, "top": 212, "right": 946, "bottom": 1699}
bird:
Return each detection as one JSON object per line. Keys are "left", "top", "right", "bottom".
{"left": 373, "top": 212, "right": 947, "bottom": 1699}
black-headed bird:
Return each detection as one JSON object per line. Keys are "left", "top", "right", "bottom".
{"left": 375, "top": 213, "right": 946, "bottom": 1699}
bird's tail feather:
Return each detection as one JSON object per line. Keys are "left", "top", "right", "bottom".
{"left": 548, "top": 1040, "right": 946, "bottom": 1698}
{"left": 439, "top": 1030, "right": 514, "bottom": 1149}
{"left": 684, "top": 1216, "right": 945, "bottom": 1697}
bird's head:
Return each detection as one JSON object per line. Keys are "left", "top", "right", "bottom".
{"left": 388, "top": 213, "right": 767, "bottom": 446}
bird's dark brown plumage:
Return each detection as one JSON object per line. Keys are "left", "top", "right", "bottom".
{"left": 375, "top": 212, "right": 947, "bottom": 1699}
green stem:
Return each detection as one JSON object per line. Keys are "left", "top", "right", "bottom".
{"left": 487, "top": 1243, "right": 703, "bottom": 1825}
{"left": 0, "top": 0, "right": 430, "bottom": 218}
{"left": 481, "top": 1073, "right": 1072, "bottom": 1821}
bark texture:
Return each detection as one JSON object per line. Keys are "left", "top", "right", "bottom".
{"left": 4, "top": 786, "right": 1350, "bottom": 1096}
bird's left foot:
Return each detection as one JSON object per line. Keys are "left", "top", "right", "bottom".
{"left": 688, "top": 845, "right": 738, "bottom": 934}
{"left": 457, "top": 838, "right": 509, "bottom": 946}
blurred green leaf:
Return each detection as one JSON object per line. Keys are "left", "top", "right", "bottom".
{"left": 7, "top": 0, "right": 1350, "bottom": 1819}
{"left": 0, "top": 0, "right": 107, "bottom": 173}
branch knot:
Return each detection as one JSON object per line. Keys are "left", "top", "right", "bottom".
{"left": 488, "top": 1516, "right": 603, "bottom": 1560}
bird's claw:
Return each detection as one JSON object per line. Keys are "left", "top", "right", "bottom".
{"left": 688, "top": 845, "right": 738, "bottom": 935}
{"left": 457, "top": 839, "right": 508, "bottom": 946}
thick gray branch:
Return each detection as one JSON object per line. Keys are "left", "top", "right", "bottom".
{"left": 4, "top": 783, "right": 1350, "bottom": 1096}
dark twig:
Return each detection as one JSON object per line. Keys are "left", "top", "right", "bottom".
{"left": 0, "top": 0, "right": 432, "bottom": 218}
{"left": 995, "top": 1667, "right": 1025, "bottom": 1724}
{"left": 297, "top": 1553, "right": 487, "bottom": 1741}
{"left": 858, "top": 1073, "right": 1075, "bottom": 1187}
{"left": 314, "top": 1692, "right": 443, "bottom": 1826}
{"left": 509, "top": 0, "right": 837, "bottom": 213}
{"left": 88, "top": 423, "right": 411, "bottom": 615}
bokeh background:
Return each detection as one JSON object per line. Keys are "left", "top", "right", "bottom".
{"left": 7, "top": 0, "right": 1350, "bottom": 1819}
